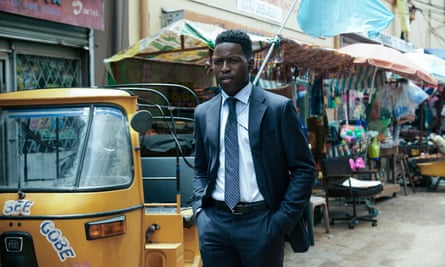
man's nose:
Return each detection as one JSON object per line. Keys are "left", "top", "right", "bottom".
{"left": 221, "top": 60, "right": 230, "bottom": 71}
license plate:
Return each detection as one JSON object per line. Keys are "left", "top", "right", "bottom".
{"left": 5, "top": 237, "right": 23, "bottom": 253}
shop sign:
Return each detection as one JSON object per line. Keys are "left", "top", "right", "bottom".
{"left": 237, "top": 0, "right": 282, "bottom": 23}
{"left": 0, "top": 0, "right": 104, "bottom": 30}
{"left": 369, "top": 32, "right": 416, "bottom": 52}
{"left": 342, "top": 32, "right": 416, "bottom": 53}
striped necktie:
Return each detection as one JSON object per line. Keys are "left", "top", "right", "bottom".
{"left": 224, "top": 97, "right": 240, "bottom": 210}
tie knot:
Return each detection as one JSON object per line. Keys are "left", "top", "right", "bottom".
{"left": 227, "top": 97, "right": 237, "bottom": 113}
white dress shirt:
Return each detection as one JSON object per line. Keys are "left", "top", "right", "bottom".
{"left": 211, "top": 83, "right": 265, "bottom": 203}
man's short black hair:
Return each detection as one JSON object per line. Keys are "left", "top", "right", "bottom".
{"left": 215, "top": 29, "right": 253, "bottom": 59}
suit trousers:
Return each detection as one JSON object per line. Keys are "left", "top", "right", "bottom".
{"left": 196, "top": 204, "right": 284, "bottom": 267}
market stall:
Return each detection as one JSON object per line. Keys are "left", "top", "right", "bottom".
{"left": 252, "top": 37, "right": 355, "bottom": 162}
{"left": 326, "top": 43, "right": 439, "bottom": 196}
{"left": 104, "top": 19, "right": 273, "bottom": 102}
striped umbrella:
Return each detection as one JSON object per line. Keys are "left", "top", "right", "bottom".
{"left": 331, "top": 65, "right": 386, "bottom": 92}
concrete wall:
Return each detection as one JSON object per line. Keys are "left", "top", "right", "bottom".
{"left": 400, "top": 0, "right": 445, "bottom": 48}
{"left": 383, "top": 0, "right": 445, "bottom": 49}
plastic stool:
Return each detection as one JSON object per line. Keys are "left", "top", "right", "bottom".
{"left": 310, "top": 196, "right": 330, "bottom": 233}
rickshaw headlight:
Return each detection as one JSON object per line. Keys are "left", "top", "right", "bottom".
{"left": 85, "top": 216, "right": 126, "bottom": 240}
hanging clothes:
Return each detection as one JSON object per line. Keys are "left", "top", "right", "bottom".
{"left": 310, "top": 78, "right": 323, "bottom": 116}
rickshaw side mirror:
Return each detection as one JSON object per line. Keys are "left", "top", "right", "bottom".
{"left": 131, "top": 110, "right": 153, "bottom": 134}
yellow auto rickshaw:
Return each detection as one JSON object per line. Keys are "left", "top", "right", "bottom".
{"left": 0, "top": 85, "right": 201, "bottom": 267}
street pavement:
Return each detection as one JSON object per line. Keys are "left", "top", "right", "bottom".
{"left": 284, "top": 186, "right": 445, "bottom": 267}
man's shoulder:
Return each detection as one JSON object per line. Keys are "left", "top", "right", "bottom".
{"left": 253, "top": 86, "right": 292, "bottom": 105}
{"left": 195, "top": 94, "right": 221, "bottom": 113}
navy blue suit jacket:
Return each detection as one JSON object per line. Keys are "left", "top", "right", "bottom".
{"left": 192, "top": 86, "right": 316, "bottom": 252}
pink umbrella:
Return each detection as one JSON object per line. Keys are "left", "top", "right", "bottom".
{"left": 339, "top": 43, "right": 437, "bottom": 85}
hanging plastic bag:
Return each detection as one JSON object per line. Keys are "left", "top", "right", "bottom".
{"left": 376, "top": 87, "right": 393, "bottom": 117}
{"left": 404, "top": 80, "right": 428, "bottom": 105}
{"left": 392, "top": 86, "right": 411, "bottom": 120}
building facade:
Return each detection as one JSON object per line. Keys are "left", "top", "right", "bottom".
{"left": 0, "top": 1, "right": 101, "bottom": 92}
{"left": 128, "top": 0, "right": 444, "bottom": 51}
{"left": 0, "top": 0, "right": 129, "bottom": 91}
{"left": 0, "top": 0, "right": 443, "bottom": 91}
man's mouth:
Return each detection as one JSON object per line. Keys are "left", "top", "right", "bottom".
{"left": 220, "top": 76, "right": 233, "bottom": 83}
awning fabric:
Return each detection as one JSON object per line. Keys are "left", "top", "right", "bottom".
{"left": 104, "top": 19, "right": 271, "bottom": 67}
{"left": 330, "top": 65, "right": 386, "bottom": 92}
{"left": 254, "top": 38, "right": 354, "bottom": 80}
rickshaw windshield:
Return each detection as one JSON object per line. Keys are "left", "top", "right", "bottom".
{"left": 0, "top": 105, "right": 133, "bottom": 192}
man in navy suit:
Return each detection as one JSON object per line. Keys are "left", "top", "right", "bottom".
{"left": 192, "top": 29, "right": 316, "bottom": 267}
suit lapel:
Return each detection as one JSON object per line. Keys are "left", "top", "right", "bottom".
{"left": 206, "top": 95, "right": 222, "bottom": 145}
{"left": 206, "top": 95, "right": 222, "bottom": 173}
{"left": 249, "top": 88, "right": 267, "bottom": 150}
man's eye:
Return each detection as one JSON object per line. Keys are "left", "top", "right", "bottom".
{"left": 228, "top": 58, "right": 240, "bottom": 64}
{"left": 213, "top": 58, "right": 241, "bottom": 66}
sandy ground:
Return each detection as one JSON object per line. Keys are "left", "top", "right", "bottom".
{"left": 284, "top": 187, "right": 445, "bottom": 267}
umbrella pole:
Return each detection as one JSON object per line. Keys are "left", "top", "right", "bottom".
{"left": 253, "top": 0, "right": 300, "bottom": 86}
{"left": 418, "top": 83, "right": 431, "bottom": 155}
{"left": 369, "top": 67, "right": 378, "bottom": 100}
{"left": 419, "top": 100, "right": 424, "bottom": 153}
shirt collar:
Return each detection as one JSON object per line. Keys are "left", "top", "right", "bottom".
{"left": 222, "top": 82, "right": 252, "bottom": 105}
